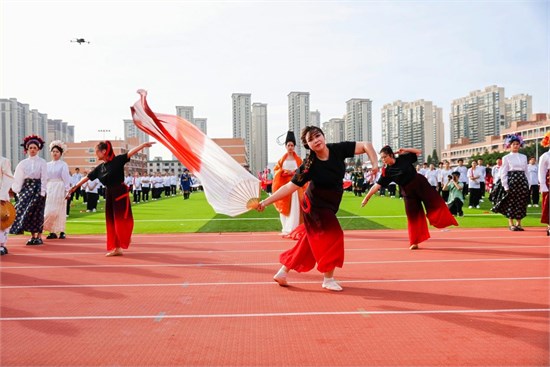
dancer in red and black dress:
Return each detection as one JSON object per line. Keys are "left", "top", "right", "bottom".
{"left": 68, "top": 141, "right": 154, "bottom": 256}
{"left": 257, "top": 126, "right": 379, "bottom": 291}
{"left": 362, "top": 146, "right": 458, "bottom": 249}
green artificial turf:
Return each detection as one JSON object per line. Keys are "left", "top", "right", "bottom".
{"left": 63, "top": 190, "right": 545, "bottom": 234}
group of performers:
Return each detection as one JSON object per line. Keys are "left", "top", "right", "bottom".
{"left": 259, "top": 128, "right": 550, "bottom": 292}
{"left": 0, "top": 136, "right": 153, "bottom": 257}
{"left": 1, "top": 128, "right": 549, "bottom": 296}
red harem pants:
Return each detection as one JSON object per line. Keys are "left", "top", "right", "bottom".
{"left": 105, "top": 183, "right": 134, "bottom": 251}
{"left": 280, "top": 193, "right": 344, "bottom": 274}
{"left": 402, "top": 174, "right": 458, "bottom": 246}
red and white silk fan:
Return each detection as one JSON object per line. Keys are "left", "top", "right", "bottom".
{"left": 131, "top": 90, "right": 260, "bottom": 216}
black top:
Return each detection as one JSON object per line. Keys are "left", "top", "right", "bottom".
{"left": 87, "top": 153, "right": 129, "bottom": 187}
{"left": 291, "top": 141, "right": 356, "bottom": 190}
{"left": 377, "top": 153, "right": 418, "bottom": 187}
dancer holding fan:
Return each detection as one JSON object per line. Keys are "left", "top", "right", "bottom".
{"left": 257, "top": 126, "right": 379, "bottom": 292}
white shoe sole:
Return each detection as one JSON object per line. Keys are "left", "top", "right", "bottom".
{"left": 322, "top": 283, "right": 343, "bottom": 292}
{"left": 273, "top": 276, "right": 288, "bottom": 287}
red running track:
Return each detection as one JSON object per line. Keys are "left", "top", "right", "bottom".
{"left": 1, "top": 228, "right": 548, "bottom": 366}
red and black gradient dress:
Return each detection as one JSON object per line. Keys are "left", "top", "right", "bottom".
{"left": 87, "top": 154, "right": 133, "bottom": 251}
{"left": 280, "top": 142, "right": 356, "bottom": 273}
{"left": 378, "top": 153, "right": 458, "bottom": 246}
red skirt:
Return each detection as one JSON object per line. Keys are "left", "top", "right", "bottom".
{"left": 280, "top": 185, "right": 344, "bottom": 273}
{"left": 105, "top": 183, "right": 134, "bottom": 250}
{"left": 401, "top": 174, "right": 458, "bottom": 246}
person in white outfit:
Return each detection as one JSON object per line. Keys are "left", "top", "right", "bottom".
{"left": 527, "top": 157, "right": 539, "bottom": 207}
{"left": 10, "top": 135, "right": 48, "bottom": 245}
{"left": 490, "top": 134, "right": 529, "bottom": 231}
{"left": 1, "top": 156, "right": 14, "bottom": 255}
{"left": 44, "top": 141, "right": 71, "bottom": 239}
{"left": 272, "top": 131, "right": 304, "bottom": 237}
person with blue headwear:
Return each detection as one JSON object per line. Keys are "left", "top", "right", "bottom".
{"left": 490, "top": 133, "right": 529, "bottom": 231}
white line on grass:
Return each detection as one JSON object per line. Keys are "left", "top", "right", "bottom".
{"left": 1, "top": 276, "right": 548, "bottom": 289}
{"left": 67, "top": 212, "right": 543, "bottom": 223}
{"left": 2, "top": 308, "right": 548, "bottom": 322}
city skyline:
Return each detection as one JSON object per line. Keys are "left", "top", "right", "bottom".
{"left": 2, "top": 1, "right": 548, "bottom": 162}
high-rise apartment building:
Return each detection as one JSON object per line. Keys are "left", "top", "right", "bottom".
{"left": 47, "top": 119, "right": 74, "bottom": 145}
{"left": 251, "top": 103, "right": 268, "bottom": 175}
{"left": 0, "top": 98, "right": 74, "bottom": 168}
{"left": 345, "top": 98, "right": 373, "bottom": 143}
{"left": 123, "top": 119, "right": 149, "bottom": 144}
{"left": 288, "top": 92, "right": 310, "bottom": 157}
{"left": 194, "top": 118, "right": 208, "bottom": 135}
{"left": 450, "top": 85, "right": 505, "bottom": 144}
{"left": 322, "top": 118, "right": 345, "bottom": 144}
{"left": 381, "top": 99, "right": 443, "bottom": 163}
{"left": 309, "top": 110, "right": 321, "bottom": 128}
{"left": 232, "top": 93, "right": 252, "bottom": 165}
{"left": 175, "top": 105, "right": 208, "bottom": 134}
{"left": 176, "top": 106, "right": 194, "bottom": 123}
{"left": 505, "top": 94, "right": 532, "bottom": 126}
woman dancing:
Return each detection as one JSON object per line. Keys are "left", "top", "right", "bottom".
{"left": 68, "top": 141, "right": 154, "bottom": 256}
{"left": 361, "top": 146, "right": 458, "bottom": 249}
{"left": 257, "top": 126, "right": 378, "bottom": 291}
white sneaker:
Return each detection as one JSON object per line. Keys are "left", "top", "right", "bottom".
{"left": 468, "top": 206, "right": 473, "bottom": 209}
{"left": 105, "top": 248, "right": 123, "bottom": 257}
{"left": 534, "top": 204, "right": 539, "bottom": 208}
{"left": 322, "top": 278, "right": 343, "bottom": 292}
{"left": 476, "top": 205, "right": 480, "bottom": 209}
{"left": 92, "top": 209, "right": 96, "bottom": 212}
{"left": 273, "top": 267, "right": 288, "bottom": 287}
{"left": 528, "top": 204, "right": 532, "bottom": 208}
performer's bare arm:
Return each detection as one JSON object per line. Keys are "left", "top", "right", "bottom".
{"left": 361, "top": 183, "right": 381, "bottom": 207}
{"left": 257, "top": 181, "right": 299, "bottom": 212}
{"left": 66, "top": 177, "right": 90, "bottom": 198}
{"left": 397, "top": 148, "right": 421, "bottom": 155}
{"left": 128, "top": 142, "right": 155, "bottom": 158}
{"left": 355, "top": 142, "right": 379, "bottom": 176}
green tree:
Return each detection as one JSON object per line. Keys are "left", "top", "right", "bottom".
{"left": 431, "top": 149, "right": 439, "bottom": 164}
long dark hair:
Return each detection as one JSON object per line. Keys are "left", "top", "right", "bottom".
{"left": 379, "top": 145, "right": 395, "bottom": 158}
{"left": 96, "top": 141, "right": 115, "bottom": 162}
{"left": 295, "top": 126, "right": 325, "bottom": 182}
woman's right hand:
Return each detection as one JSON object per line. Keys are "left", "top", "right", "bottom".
{"left": 361, "top": 196, "right": 370, "bottom": 207}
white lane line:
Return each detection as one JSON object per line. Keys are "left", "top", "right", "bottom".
{"left": 66, "top": 212, "right": 543, "bottom": 223}
{"left": 0, "top": 257, "right": 547, "bottom": 270}
{"left": 1, "top": 276, "right": 548, "bottom": 290}
{"left": 2, "top": 308, "right": 549, "bottom": 322}
{"left": 6, "top": 244, "right": 549, "bottom": 257}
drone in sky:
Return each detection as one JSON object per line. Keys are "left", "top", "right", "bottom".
{"left": 70, "top": 38, "right": 90, "bottom": 45}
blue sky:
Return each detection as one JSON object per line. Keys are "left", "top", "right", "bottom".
{"left": 2, "top": 0, "right": 548, "bottom": 162}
